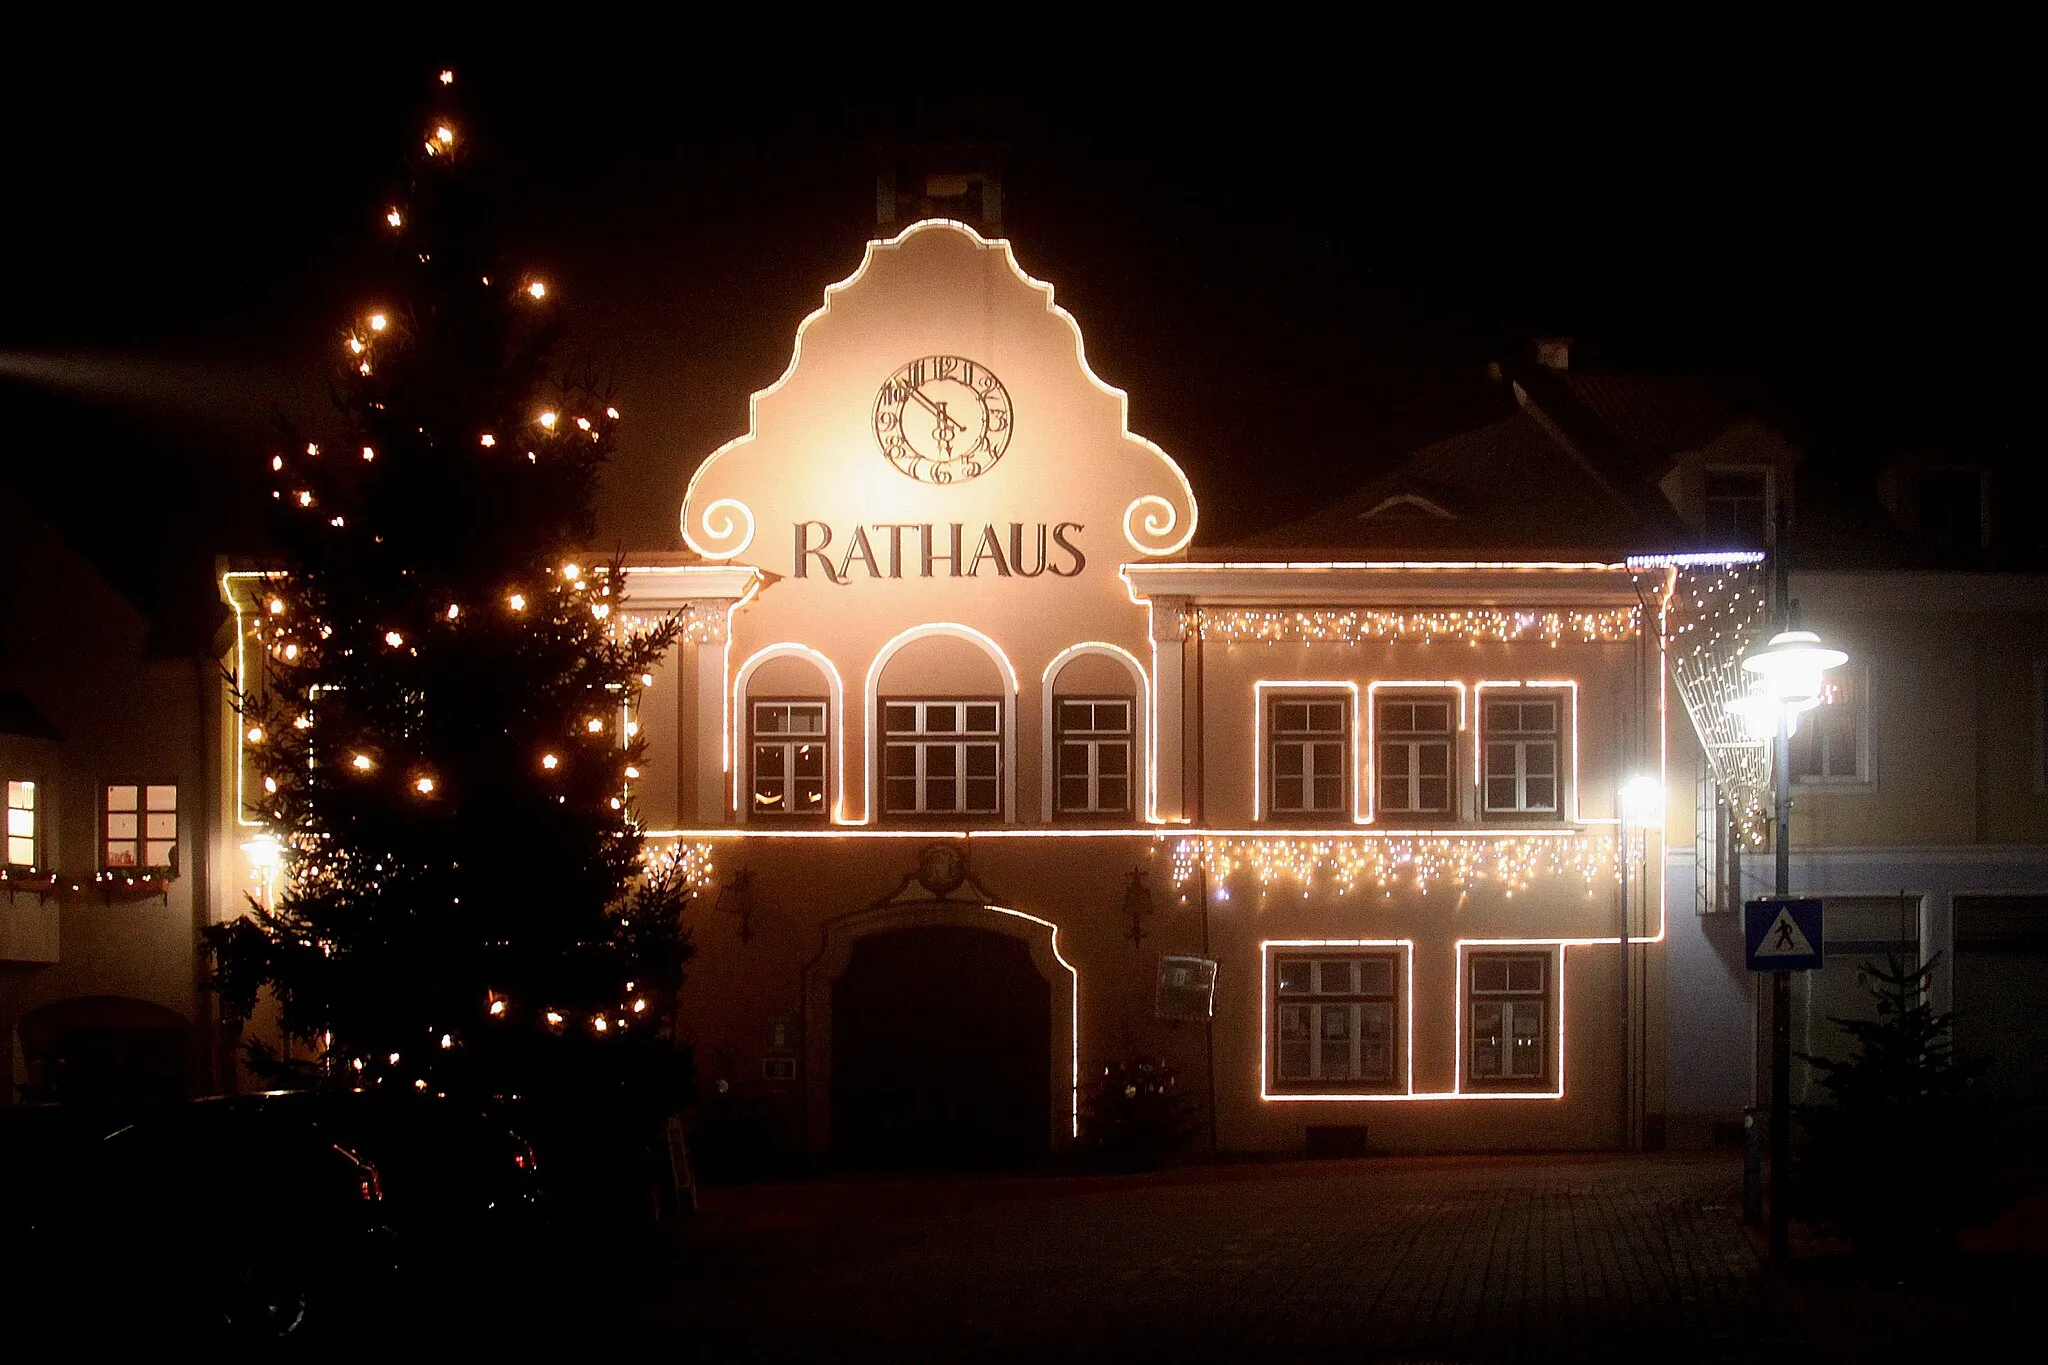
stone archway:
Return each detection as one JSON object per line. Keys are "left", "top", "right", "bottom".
{"left": 804, "top": 898, "right": 1076, "bottom": 1166}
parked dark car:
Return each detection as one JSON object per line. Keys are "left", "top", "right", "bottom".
{"left": 235, "top": 1089, "right": 546, "bottom": 1264}
{"left": 0, "top": 1098, "right": 399, "bottom": 1341}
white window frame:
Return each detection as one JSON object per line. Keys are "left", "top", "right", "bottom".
{"left": 1267, "top": 694, "right": 1350, "bottom": 819}
{"left": 1373, "top": 693, "right": 1456, "bottom": 820}
{"left": 1467, "top": 951, "right": 1552, "bottom": 1088}
{"left": 880, "top": 699, "right": 1003, "bottom": 818}
{"left": 1700, "top": 464, "right": 1774, "bottom": 545}
{"left": 1481, "top": 696, "right": 1562, "bottom": 815}
{"left": 6, "top": 779, "right": 38, "bottom": 869}
{"left": 1054, "top": 696, "right": 1133, "bottom": 817}
{"left": 1272, "top": 951, "right": 1400, "bottom": 1089}
{"left": 749, "top": 699, "right": 830, "bottom": 819}
{"left": 104, "top": 781, "right": 178, "bottom": 874}
{"left": 1790, "top": 662, "right": 1872, "bottom": 789}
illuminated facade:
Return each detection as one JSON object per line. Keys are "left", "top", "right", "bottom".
{"left": 537, "top": 219, "right": 1682, "bottom": 1157}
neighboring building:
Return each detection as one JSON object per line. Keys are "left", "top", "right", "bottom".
{"left": 2, "top": 486, "right": 221, "bottom": 1104}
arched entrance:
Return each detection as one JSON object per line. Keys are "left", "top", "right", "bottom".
{"left": 831, "top": 924, "right": 1052, "bottom": 1168}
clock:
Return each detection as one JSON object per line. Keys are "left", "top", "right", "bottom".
{"left": 873, "top": 355, "right": 1013, "bottom": 484}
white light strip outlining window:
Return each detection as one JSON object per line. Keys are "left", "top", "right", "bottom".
{"left": 861, "top": 623, "right": 1020, "bottom": 825}
{"left": 984, "top": 903, "right": 1081, "bottom": 1138}
{"left": 1260, "top": 939, "right": 1415, "bottom": 1101}
{"left": 1252, "top": 681, "right": 1365, "bottom": 824}
{"left": 1472, "top": 680, "right": 1600, "bottom": 824}
{"left": 732, "top": 643, "right": 848, "bottom": 823}
{"left": 1040, "top": 642, "right": 1153, "bottom": 823}
{"left": 1363, "top": 681, "right": 1467, "bottom": 826}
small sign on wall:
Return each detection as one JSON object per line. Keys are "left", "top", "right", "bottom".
{"left": 1156, "top": 956, "right": 1218, "bottom": 1021}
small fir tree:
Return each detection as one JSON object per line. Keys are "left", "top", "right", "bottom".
{"left": 205, "top": 70, "right": 697, "bottom": 1121}
{"left": 1081, "top": 1056, "right": 1198, "bottom": 1171}
{"left": 1798, "top": 954, "right": 2003, "bottom": 1261}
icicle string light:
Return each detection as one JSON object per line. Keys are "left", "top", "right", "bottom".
{"left": 1194, "top": 606, "right": 1641, "bottom": 646}
{"left": 1171, "top": 832, "right": 1618, "bottom": 897}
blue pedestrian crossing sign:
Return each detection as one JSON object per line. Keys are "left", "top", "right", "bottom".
{"left": 1744, "top": 898, "right": 1824, "bottom": 971}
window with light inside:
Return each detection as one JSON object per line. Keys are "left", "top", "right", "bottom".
{"left": 105, "top": 783, "right": 177, "bottom": 872}
{"left": 1268, "top": 696, "right": 1348, "bottom": 818}
{"left": 1469, "top": 953, "right": 1549, "bottom": 1086}
{"left": 1056, "top": 697, "right": 1132, "bottom": 817}
{"left": 1789, "top": 668, "right": 1866, "bottom": 785}
{"left": 5, "top": 780, "right": 35, "bottom": 868}
{"left": 1273, "top": 952, "right": 1398, "bottom": 1088}
{"left": 750, "top": 700, "right": 828, "bottom": 818}
{"left": 1482, "top": 697, "right": 1561, "bottom": 815}
{"left": 881, "top": 700, "right": 1001, "bottom": 817}
{"left": 1375, "top": 695, "right": 1452, "bottom": 818}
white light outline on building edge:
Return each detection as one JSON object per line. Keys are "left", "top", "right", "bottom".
{"left": 1259, "top": 939, "right": 1416, "bottom": 1101}
{"left": 984, "top": 902, "right": 1081, "bottom": 1138}
{"left": 731, "top": 643, "right": 849, "bottom": 823}
{"left": 1040, "top": 642, "right": 1155, "bottom": 823}
{"left": 860, "top": 622, "right": 1020, "bottom": 825}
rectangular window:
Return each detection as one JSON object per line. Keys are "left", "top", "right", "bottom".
{"left": 1375, "top": 696, "right": 1452, "bottom": 817}
{"left": 1273, "top": 952, "right": 1398, "bottom": 1088}
{"left": 1469, "top": 953, "right": 1549, "bottom": 1085}
{"left": 1702, "top": 469, "right": 1770, "bottom": 545}
{"left": 881, "top": 700, "right": 1001, "bottom": 817}
{"left": 1268, "top": 696, "right": 1348, "bottom": 817}
{"left": 105, "top": 783, "right": 178, "bottom": 872}
{"left": 1056, "top": 697, "right": 1133, "bottom": 816}
{"left": 6, "top": 780, "right": 36, "bottom": 868}
{"left": 750, "top": 700, "right": 829, "bottom": 818}
{"left": 1482, "top": 697, "right": 1561, "bottom": 814}
{"left": 1790, "top": 667, "right": 1867, "bottom": 785}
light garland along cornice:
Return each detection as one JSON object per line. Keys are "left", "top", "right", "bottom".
{"left": 1171, "top": 832, "right": 1620, "bottom": 898}
{"left": 1192, "top": 606, "right": 1643, "bottom": 646}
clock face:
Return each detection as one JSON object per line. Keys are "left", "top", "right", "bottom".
{"left": 873, "top": 356, "right": 1013, "bottom": 484}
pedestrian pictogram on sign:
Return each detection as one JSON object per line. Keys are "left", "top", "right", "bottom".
{"left": 1744, "top": 898, "right": 1824, "bottom": 971}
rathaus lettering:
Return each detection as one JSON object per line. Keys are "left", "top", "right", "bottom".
{"left": 792, "top": 522, "right": 1085, "bottom": 584}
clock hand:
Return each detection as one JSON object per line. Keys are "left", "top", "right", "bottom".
{"left": 902, "top": 382, "right": 943, "bottom": 417}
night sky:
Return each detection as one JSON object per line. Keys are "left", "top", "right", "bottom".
{"left": 2, "top": 46, "right": 2033, "bottom": 640}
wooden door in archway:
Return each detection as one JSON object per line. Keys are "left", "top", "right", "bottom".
{"left": 831, "top": 924, "right": 1052, "bottom": 1168}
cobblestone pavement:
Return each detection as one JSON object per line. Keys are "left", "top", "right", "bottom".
{"left": 597, "top": 1153, "right": 1805, "bottom": 1364}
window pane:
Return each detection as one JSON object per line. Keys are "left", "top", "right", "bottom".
{"left": 926, "top": 705, "right": 960, "bottom": 734}
{"left": 1097, "top": 776, "right": 1128, "bottom": 812}
{"left": 1317, "top": 961, "right": 1353, "bottom": 994}
{"left": 883, "top": 777, "right": 918, "bottom": 812}
{"left": 7, "top": 836, "right": 32, "bottom": 865}
{"left": 1307, "top": 701, "right": 1344, "bottom": 733}
{"left": 1275, "top": 746, "right": 1303, "bottom": 778}
{"left": 1060, "top": 701, "right": 1091, "bottom": 732}
{"left": 1473, "top": 958, "right": 1508, "bottom": 993}
{"left": 964, "top": 745, "right": 997, "bottom": 778}
{"left": 1417, "top": 745, "right": 1447, "bottom": 778}
{"left": 756, "top": 706, "right": 788, "bottom": 735}
{"left": 964, "top": 705, "right": 999, "bottom": 734}
{"left": 1098, "top": 701, "right": 1129, "bottom": 731}
{"left": 1418, "top": 777, "right": 1448, "bottom": 812}
{"left": 6, "top": 809, "right": 31, "bottom": 838}
{"left": 1484, "top": 742, "right": 1514, "bottom": 780}
{"left": 106, "top": 841, "right": 139, "bottom": 868}
{"left": 1060, "top": 742, "right": 1090, "bottom": 777}
{"left": 883, "top": 705, "right": 918, "bottom": 733}
{"left": 797, "top": 782, "right": 825, "bottom": 810}
{"left": 927, "top": 747, "right": 957, "bottom": 778}
{"left": 1525, "top": 744, "right": 1555, "bottom": 777}
{"left": 1507, "top": 958, "right": 1545, "bottom": 992}
{"left": 1059, "top": 776, "right": 1091, "bottom": 810}
{"left": 926, "top": 777, "right": 957, "bottom": 810}
{"left": 1097, "top": 744, "right": 1128, "bottom": 777}
{"left": 884, "top": 745, "right": 917, "bottom": 777}
{"left": 145, "top": 813, "right": 177, "bottom": 840}
{"left": 1472, "top": 1003, "right": 1503, "bottom": 1078}
{"left": 107, "top": 813, "right": 138, "bottom": 840}
{"left": 145, "top": 841, "right": 175, "bottom": 867}
{"left": 1278, "top": 961, "right": 1312, "bottom": 994}
{"left": 1312, "top": 776, "right": 1342, "bottom": 811}
{"left": 1485, "top": 777, "right": 1517, "bottom": 810}
{"left": 792, "top": 745, "right": 824, "bottom": 779}
{"left": 1357, "top": 958, "right": 1394, "bottom": 995}
{"left": 1380, "top": 775, "right": 1410, "bottom": 810}
{"left": 1273, "top": 776, "right": 1304, "bottom": 811}
{"left": 106, "top": 785, "right": 138, "bottom": 812}
{"left": 146, "top": 786, "right": 176, "bottom": 811}
{"left": 754, "top": 746, "right": 786, "bottom": 779}
{"left": 1524, "top": 778, "right": 1557, "bottom": 810}
{"left": 1414, "top": 702, "right": 1449, "bottom": 733}
{"left": 788, "top": 705, "right": 826, "bottom": 735}
{"left": 1275, "top": 702, "right": 1308, "bottom": 732}
{"left": 964, "top": 777, "right": 998, "bottom": 813}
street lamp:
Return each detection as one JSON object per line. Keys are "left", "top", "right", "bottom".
{"left": 1732, "top": 627, "right": 1848, "bottom": 1259}
{"left": 1616, "top": 774, "right": 1662, "bottom": 1150}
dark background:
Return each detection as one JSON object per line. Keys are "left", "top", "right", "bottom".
{"left": 1, "top": 42, "right": 2033, "bottom": 641}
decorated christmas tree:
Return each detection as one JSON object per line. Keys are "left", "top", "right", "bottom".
{"left": 206, "top": 70, "right": 696, "bottom": 1117}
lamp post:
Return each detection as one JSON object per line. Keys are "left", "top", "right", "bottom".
{"left": 1734, "top": 628, "right": 1847, "bottom": 1260}
{"left": 1617, "top": 774, "right": 1663, "bottom": 1150}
